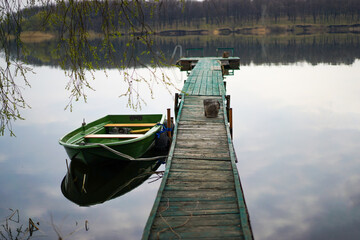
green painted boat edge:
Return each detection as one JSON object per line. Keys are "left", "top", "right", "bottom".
{"left": 141, "top": 93, "right": 185, "bottom": 240}
{"left": 59, "top": 114, "right": 165, "bottom": 149}
{"left": 221, "top": 94, "right": 254, "bottom": 240}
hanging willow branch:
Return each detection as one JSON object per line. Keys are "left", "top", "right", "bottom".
{"left": 0, "top": 0, "right": 184, "bottom": 136}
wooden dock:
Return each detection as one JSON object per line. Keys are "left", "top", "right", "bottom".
{"left": 142, "top": 58, "right": 253, "bottom": 239}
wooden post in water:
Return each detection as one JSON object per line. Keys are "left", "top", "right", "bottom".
{"left": 167, "top": 108, "right": 171, "bottom": 138}
{"left": 229, "top": 108, "right": 233, "bottom": 138}
{"left": 226, "top": 95, "right": 231, "bottom": 121}
{"left": 174, "top": 93, "right": 179, "bottom": 120}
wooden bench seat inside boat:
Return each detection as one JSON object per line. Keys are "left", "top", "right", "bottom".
{"left": 104, "top": 123, "right": 157, "bottom": 127}
{"left": 84, "top": 134, "right": 144, "bottom": 139}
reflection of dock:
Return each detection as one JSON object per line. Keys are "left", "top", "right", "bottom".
{"left": 142, "top": 57, "right": 253, "bottom": 239}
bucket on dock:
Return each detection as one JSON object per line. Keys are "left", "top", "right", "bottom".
{"left": 203, "top": 99, "right": 220, "bottom": 118}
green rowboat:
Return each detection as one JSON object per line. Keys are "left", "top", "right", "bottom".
{"left": 59, "top": 114, "right": 166, "bottom": 165}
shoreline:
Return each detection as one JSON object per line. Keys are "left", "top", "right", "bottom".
{"left": 15, "top": 23, "right": 360, "bottom": 43}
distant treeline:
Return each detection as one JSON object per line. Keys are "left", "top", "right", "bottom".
{"left": 16, "top": 0, "right": 360, "bottom": 33}
{"left": 151, "top": 0, "right": 360, "bottom": 28}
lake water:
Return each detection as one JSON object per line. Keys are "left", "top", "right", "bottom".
{"left": 1, "top": 38, "right": 360, "bottom": 239}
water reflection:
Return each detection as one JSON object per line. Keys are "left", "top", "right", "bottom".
{"left": 1, "top": 55, "right": 360, "bottom": 239}
{"left": 8, "top": 34, "right": 360, "bottom": 67}
{"left": 62, "top": 156, "right": 163, "bottom": 207}
{"left": 227, "top": 60, "right": 360, "bottom": 240}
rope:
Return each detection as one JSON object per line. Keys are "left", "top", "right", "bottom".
{"left": 95, "top": 143, "right": 167, "bottom": 162}
{"left": 96, "top": 143, "right": 135, "bottom": 160}
{"left": 156, "top": 123, "right": 172, "bottom": 138}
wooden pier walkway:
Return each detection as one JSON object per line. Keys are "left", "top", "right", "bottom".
{"left": 142, "top": 58, "right": 253, "bottom": 239}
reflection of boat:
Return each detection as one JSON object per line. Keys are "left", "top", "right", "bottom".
{"left": 59, "top": 114, "right": 166, "bottom": 164}
{"left": 61, "top": 151, "right": 165, "bottom": 206}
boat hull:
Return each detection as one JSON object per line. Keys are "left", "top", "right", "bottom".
{"left": 59, "top": 114, "right": 165, "bottom": 165}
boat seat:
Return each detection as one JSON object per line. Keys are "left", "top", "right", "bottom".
{"left": 84, "top": 134, "right": 144, "bottom": 139}
{"left": 104, "top": 123, "right": 157, "bottom": 127}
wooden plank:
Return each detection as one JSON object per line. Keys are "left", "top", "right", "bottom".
{"left": 175, "top": 130, "right": 227, "bottom": 136}
{"left": 167, "top": 170, "right": 234, "bottom": 182}
{"left": 175, "top": 141, "right": 229, "bottom": 149}
{"left": 175, "top": 136, "right": 228, "bottom": 142}
{"left": 173, "top": 152, "right": 230, "bottom": 160}
{"left": 177, "top": 121, "right": 225, "bottom": 127}
{"left": 170, "top": 159, "right": 232, "bottom": 170}
{"left": 170, "top": 163, "right": 232, "bottom": 171}
{"left": 104, "top": 123, "right": 156, "bottom": 127}
{"left": 173, "top": 155, "right": 231, "bottom": 161}
{"left": 84, "top": 134, "right": 143, "bottom": 139}
{"left": 157, "top": 200, "right": 238, "bottom": 213}
{"left": 199, "top": 70, "right": 207, "bottom": 95}
{"left": 157, "top": 206, "right": 239, "bottom": 217}
{"left": 174, "top": 148, "right": 230, "bottom": 156}
{"left": 169, "top": 167, "right": 232, "bottom": 174}
{"left": 165, "top": 181, "right": 235, "bottom": 191}
{"left": 176, "top": 127, "right": 226, "bottom": 133}
{"left": 178, "top": 120, "right": 224, "bottom": 126}
{"left": 160, "top": 190, "right": 237, "bottom": 202}
{"left": 150, "top": 225, "right": 243, "bottom": 239}
{"left": 153, "top": 213, "right": 241, "bottom": 228}
{"left": 179, "top": 117, "right": 224, "bottom": 123}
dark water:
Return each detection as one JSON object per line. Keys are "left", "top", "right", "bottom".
{"left": 1, "top": 35, "right": 360, "bottom": 239}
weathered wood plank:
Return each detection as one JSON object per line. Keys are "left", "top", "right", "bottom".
{"left": 177, "top": 126, "right": 226, "bottom": 132}
{"left": 157, "top": 207, "right": 240, "bottom": 217}
{"left": 168, "top": 169, "right": 234, "bottom": 179}
{"left": 170, "top": 159, "right": 232, "bottom": 170}
{"left": 175, "top": 134, "right": 228, "bottom": 140}
{"left": 177, "top": 129, "right": 227, "bottom": 135}
{"left": 158, "top": 200, "right": 238, "bottom": 211}
{"left": 174, "top": 141, "right": 229, "bottom": 149}
{"left": 180, "top": 116, "right": 224, "bottom": 122}
{"left": 165, "top": 181, "right": 235, "bottom": 191}
{"left": 173, "top": 151, "right": 230, "bottom": 159}
{"left": 150, "top": 225, "right": 244, "bottom": 239}
{"left": 156, "top": 200, "right": 239, "bottom": 218}
{"left": 172, "top": 150, "right": 228, "bottom": 158}
{"left": 172, "top": 156, "right": 231, "bottom": 162}
{"left": 178, "top": 121, "right": 225, "bottom": 126}
{"left": 169, "top": 168, "right": 234, "bottom": 176}
{"left": 152, "top": 214, "right": 242, "bottom": 233}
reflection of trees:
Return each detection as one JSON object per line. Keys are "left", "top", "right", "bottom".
{"left": 236, "top": 35, "right": 360, "bottom": 65}
{"left": 16, "top": 34, "right": 360, "bottom": 68}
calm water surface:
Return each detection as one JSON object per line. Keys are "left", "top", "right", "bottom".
{"left": 1, "top": 57, "right": 360, "bottom": 239}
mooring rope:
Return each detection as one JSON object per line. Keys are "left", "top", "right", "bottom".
{"left": 156, "top": 123, "right": 173, "bottom": 138}
{"left": 95, "top": 143, "right": 167, "bottom": 162}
